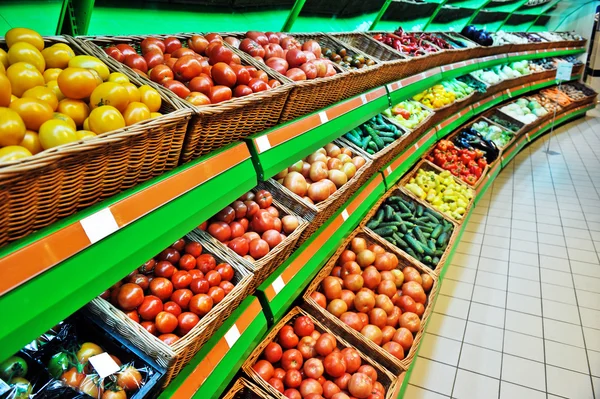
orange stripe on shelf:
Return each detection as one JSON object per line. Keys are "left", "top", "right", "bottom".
{"left": 261, "top": 114, "right": 322, "bottom": 149}
{"left": 0, "top": 224, "right": 91, "bottom": 295}
{"left": 366, "top": 87, "right": 387, "bottom": 101}
{"left": 416, "top": 128, "right": 436, "bottom": 147}
{"left": 170, "top": 357, "right": 212, "bottom": 399}
{"left": 327, "top": 96, "right": 363, "bottom": 119}
{"left": 264, "top": 284, "right": 277, "bottom": 301}
{"left": 236, "top": 297, "right": 261, "bottom": 332}
{"left": 206, "top": 338, "right": 230, "bottom": 370}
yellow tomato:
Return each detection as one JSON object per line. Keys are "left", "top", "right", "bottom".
{"left": 9, "top": 98, "right": 54, "bottom": 131}
{"left": 88, "top": 106, "right": 125, "bottom": 134}
{"left": 38, "top": 119, "right": 78, "bottom": 149}
{"left": 0, "top": 74, "right": 11, "bottom": 107}
{"left": 57, "top": 99, "right": 90, "bottom": 128}
{"left": 10, "top": 95, "right": 17, "bottom": 103}
{"left": 138, "top": 85, "right": 161, "bottom": 112}
{"left": 150, "top": 112, "right": 162, "bottom": 118}
{"left": 43, "top": 68, "right": 62, "bottom": 83}
{"left": 122, "top": 102, "right": 150, "bottom": 126}
{"left": 122, "top": 83, "right": 141, "bottom": 103}
{"left": 19, "top": 130, "right": 42, "bottom": 154}
{"left": 68, "top": 55, "right": 110, "bottom": 81}
{"left": 108, "top": 72, "right": 129, "bottom": 84}
{"left": 0, "top": 145, "right": 32, "bottom": 162}
{"left": 0, "top": 62, "right": 5, "bottom": 75}
{"left": 6, "top": 62, "right": 45, "bottom": 97}
{"left": 76, "top": 130, "right": 96, "bottom": 140}
{"left": 83, "top": 118, "right": 90, "bottom": 130}
{"left": 8, "top": 42, "right": 45, "bottom": 72}
{"left": 22, "top": 86, "right": 58, "bottom": 111}
{"left": 6, "top": 28, "right": 44, "bottom": 51}
{"left": 89, "top": 82, "right": 129, "bottom": 112}
{"left": 57, "top": 68, "right": 98, "bottom": 100}
{"left": 0, "top": 49, "right": 8, "bottom": 69}
{"left": 45, "top": 80, "right": 65, "bottom": 102}
{"left": 53, "top": 112, "right": 77, "bottom": 130}
{"left": 0, "top": 107, "right": 26, "bottom": 146}
{"left": 41, "top": 44, "right": 75, "bottom": 69}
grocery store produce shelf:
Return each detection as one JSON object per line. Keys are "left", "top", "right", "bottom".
{"left": 0, "top": 143, "right": 257, "bottom": 362}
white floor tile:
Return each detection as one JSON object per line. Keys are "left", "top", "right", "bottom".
{"left": 546, "top": 365, "right": 594, "bottom": 399}
{"left": 505, "top": 310, "right": 543, "bottom": 337}
{"left": 452, "top": 369, "right": 499, "bottom": 399}
{"left": 545, "top": 340, "right": 590, "bottom": 374}
{"left": 499, "top": 381, "right": 546, "bottom": 399}
{"left": 506, "top": 292, "right": 542, "bottom": 316}
{"left": 577, "top": 289, "right": 600, "bottom": 310}
{"left": 571, "top": 260, "right": 600, "bottom": 278}
{"left": 410, "top": 357, "right": 457, "bottom": 396}
{"left": 510, "top": 250, "right": 539, "bottom": 266}
{"left": 543, "top": 299, "right": 582, "bottom": 325}
{"left": 539, "top": 255, "right": 571, "bottom": 272}
{"left": 426, "top": 313, "right": 466, "bottom": 341}
{"left": 580, "top": 307, "right": 600, "bottom": 329}
{"left": 538, "top": 232, "right": 566, "bottom": 246}
{"left": 543, "top": 318, "right": 585, "bottom": 348}
{"left": 538, "top": 243, "right": 568, "bottom": 259}
{"left": 508, "top": 262, "right": 540, "bottom": 281}
{"left": 503, "top": 330, "right": 545, "bottom": 362}
{"left": 458, "top": 343, "right": 502, "bottom": 378}
{"left": 541, "top": 283, "right": 577, "bottom": 305}
{"left": 418, "top": 334, "right": 462, "bottom": 366}
{"left": 433, "top": 294, "right": 471, "bottom": 319}
{"left": 440, "top": 279, "right": 474, "bottom": 301}
{"left": 472, "top": 285, "right": 506, "bottom": 308}
{"left": 568, "top": 248, "right": 600, "bottom": 264}
{"left": 463, "top": 321, "right": 504, "bottom": 352}
{"left": 588, "top": 349, "right": 600, "bottom": 378}
{"left": 444, "top": 265, "right": 477, "bottom": 285}
{"left": 483, "top": 234, "right": 510, "bottom": 249}
{"left": 573, "top": 274, "right": 600, "bottom": 294}
{"left": 501, "top": 354, "right": 546, "bottom": 392}
{"left": 475, "top": 270, "right": 507, "bottom": 291}
{"left": 508, "top": 276, "right": 540, "bottom": 298}
{"left": 405, "top": 384, "right": 451, "bottom": 399}
{"left": 540, "top": 268, "right": 574, "bottom": 288}
{"left": 468, "top": 302, "right": 505, "bottom": 329}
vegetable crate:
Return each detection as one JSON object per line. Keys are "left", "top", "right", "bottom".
{"left": 303, "top": 228, "right": 438, "bottom": 375}
{"left": 189, "top": 185, "right": 309, "bottom": 290}
{"left": 361, "top": 187, "right": 457, "bottom": 276}
{"left": 483, "top": 108, "right": 528, "bottom": 138}
{"left": 221, "top": 378, "right": 272, "bottom": 399}
{"left": 242, "top": 306, "right": 401, "bottom": 399}
{"left": 0, "top": 36, "right": 191, "bottom": 248}
{"left": 86, "top": 235, "right": 254, "bottom": 387}
{"left": 78, "top": 34, "right": 291, "bottom": 164}
{"left": 383, "top": 101, "right": 435, "bottom": 146}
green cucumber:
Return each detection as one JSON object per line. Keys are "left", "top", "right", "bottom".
{"left": 405, "top": 234, "right": 425, "bottom": 254}
{"left": 366, "top": 220, "right": 380, "bottom": 229}
{"left": 431, "top": 225, "right": 443, "bottom": 239}
{"left": 373, "top": 226, "right": 398, "bottom": 236}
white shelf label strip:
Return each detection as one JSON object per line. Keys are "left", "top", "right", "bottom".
{"left": 80, "top": 208, "right": 119, "bottom": 244}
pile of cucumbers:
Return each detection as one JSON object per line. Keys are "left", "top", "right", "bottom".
{"left": 366, "top": 194, "right": 454, "bottom": 269}
{"left": 344, "top": 115, "right": 404, "bottom": 155}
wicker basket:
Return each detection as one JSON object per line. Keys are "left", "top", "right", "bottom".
{"left": 303, "top": 228, "right": 438, "bottom": 374}
{"left": 188, "top": 185, "right": 309, "bottom": 289}
{"left": 475, "top": 116, "right": 519, "bottom": 153}
{"left": 483, "top": 108, "right": 528, "bottom": 137}
{"left": 416, "top": 32, "right": 475, "bottom": 65}
{"left": 360, "top": 187, "right": 457, "bottom": 275}
{"left": 242, "top": 307, "right": 400, "bottom": 397}
{"left": 86, "top": 237, "right": 254, "bottom": 387}
{"left": 221, "top": 378, "right": 271, "bottom": 399}
{"left": 399, "top": 160, "right": 475, "bottom": 225}
{"left": 0, "top": 36, "right": 191, "bottom": 247}
{"left": 78, "top": 33, "right": 291, "bottom": 164}
{"left": 331, "top": 32, "right": 411, "bottom": 86}
{"left": 261, "top": 142, "right": 374, "bottom": 247}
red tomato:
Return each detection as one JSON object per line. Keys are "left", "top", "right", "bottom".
{"left": 208, "top": 44, "right": 236, "bottom": 64}
{"left": 248, "top": 78, "right": 269, "bottom": 93}
{"left": 219, "top": 281, "right": 235, "bottom": 294}
{"left": 303, "top": 358, "right": 324, "bottom": 379}
{"left": 171, "top": 48, "right": 196, "bottom": 58}
{"left": 205, "top": 33, "right": 224, "bottom": 43}
{"left": 264, "top": 342, "right": 283, "bottom": 363}
{"left": 116, "top": 44, "right": 136, "bottom": 57}
{"left": 162, "top": 79, "right": 190, "bottom": 99}
{"left": 149, "top": 277, "right": 173, "bottom": 301}
{"left": 208, "top": 286, "right": 225, "bottom": 303}
{"left": 229, "top": 221, "right": 245, "bottom": 238}
{"left": 185, "top": 242, "right": 203, "bottom": 257}
{"left": 173, "top": 56, "right": 202, "bottom": 81}
{"left": 293, "top": 316, "right": 315, "bottom": 337}
{"left": 188, "top": 75, "right": 213, "bottom": 96}
{"left": 209, "top": 85, "right": 232, "bottom": 104}
{"left": 230, "top": 64, "right": 251, "bottom": 85}
{"left": 228, "top": 236, "right": 249, "bottom": 256}
{"left": 216, "top": 263, "right": 234, "bottom": 281}
{"left": 266, "top": 57, "right": 289, "bottom": 75}
{"left": 155, "top": 311, "right": 178, "bottom": 334}
{"left": 138, "top": 295, "right": 163, "bottom": 321}
{"left": 141, "top": 321, "right": 158, "bottom": 336}
{"left": 189, "top": 293, "right": 213, "bottom": 316}
{"left": 105, "top": 46, "right": 125, "bottom": 62}
{"left": 178, "top": 254, "right": 197, "bottom": 271}
{"left": 250, "top": 70, "right": 268, "bottom": 83}
{"left": 163, "top": 37, "right": 182, "bottom": 54}
{"left": 117, "top": 283, "right": 144, "bottom": 311}
{"left": 188, "top": 35, "right": 209, "bottom": 53}
{"left": 190, "top": 278, "right": 210, "bottom": 295}
{"left": 208, "top": 221, "right": 231, "bottom": 242}
{"left": 163, "top": 301, "right": 182, "bottom": 317}
{"left": 279, "top": 325, "right": 299, "bottom": 349}
{"left": 281, "top": 349, "right": 303, "bottom": 371}
{"left": 253, "top": 359, "right": 274, "bottom": 381}
{"left": 233, "top": 85, "right": 253, "bottom": 97}
{"left": 211, "top": 62, "right": 236, "bottom": 87}
{"left": 286, "top": 68, "right": 307, "bottom": 81}
{"left": 240, "top": 38, "right": 265, "bottom": 58}
{"left": 205, "top": 270, "right": 222, "bottom": 287}
{"left": 196, "top": 254, "right": 217, "bottom": 273}
{"left": 154, "top": 261, "right": 175, "bottom": 278}
{"left": 268, "top": 377, "right": 284, "bottom": 393}
{"left": 144, "top": 50, "right": 164, "bottom": 68}
{"left": 323, "top": 352, "right": 346, "bottom": 377}
{"left": 249, "top": 238, "right": 269, "bottom": 259}
{"left": 124, "top": 54, "right": 148, "bottom": 73}
{"left": 177, "top": 312, "right": 200, "bottom": 335}
{"left": 141, "top": 38, "right": 166, "bottom": 54}
{"left": 125, "top": 310, "right": 139, "bottom": 323}
{"left": 284, "top": 369, "right": 302, "bottom": 388}
{"left": 186, "top": 92, "right": 211, "bottom": 106}
{"left": 158, "top": 333, "right": 179, "bottom": 345}
{"left": 171, "top": 288, "right": 193, "bottom": 309}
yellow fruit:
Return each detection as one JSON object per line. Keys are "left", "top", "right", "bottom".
{"left": 138, "top": 85, "right": 161, "bottom": 112}
{"left": 150, "top": 112, "right": 162, "bottom": 118}
{"left": 19, "top": 130, "right": 43, "bottom": 154}
{"left": 9, "top": 98, "right": 54, "bottom": 131}
{"left": 76, "top": 130, "right": 96, "bottom": 140}
{"left": 8, "top": 42, "right": 45, "bottom": 72}
{"left": 41, "top": 44, "right": 75, "bottom": 69}
{"left": 89, "top": 82, "right": 129, "bottom": 112}
{"left": 68, "top": 55, "right": 110, "bottom": 81}
{"left": 0, "top": 145, "right": 32, "bottom": 163}
{"left": 121, "top": 83, "right": 140, "bottom": 103}
{"left": 6, "top": 62, "right": 45, "bottom": 97}
{"left": 5, "top": 28, "right": 44, "bottom": 51}
{"left": 53, "top": 112, "right": 77, "bottom": 130}
{"left": 45, "top": 80, "right": 65, "bottom": 102}
{"left": 123, "top": 102, "right": 150, "bottom": 126}
{"left": 0, "top": 62, "right": 5, "bottom": 75}
{"left": 22, "top": 86, "right": 58, "bottom": 111}
{"left": 57, "top": 67, "right": 98, "bottom": 100}
{"left": 43, "top": 68, "right": 62, "bottom": 83}
{"left": 0, "top": 107, "right": 26, "bottom": 146}
{"left": 10, "top": 95, "right": 18, "bottom": 103}
{"left": 0, "top": 74, "right": 11, "bottom": 107}
{"left": 83, "top": 118, "right": 90, "bottom": 131}
{"left": 57, "top": 99, "right": 90, "bottom": 128}
{"left": 0, "top": 49, "right": 8, "bottom": 69}
{"left": 38, "top": 119, "right": 78, "bottom": 149}
{"left": 88, "top": 106, "right": 125, "bottom": 134}
{"left": 108, "top": 72, "right": 129, "bottom": 84}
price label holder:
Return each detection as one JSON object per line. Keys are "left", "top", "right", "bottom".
{"left": 556, "top": 62, "right": 573, "bottom": 81}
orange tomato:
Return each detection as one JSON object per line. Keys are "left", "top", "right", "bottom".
{"left": 41, "top": 44, "right": 75, "bottom": 69}
{"left": 123, "top": 102, "right": 151, "bottom": 126}
{"left": 0, "top": 62, "right": 5, "bottom": 75}
{"left": 5, "top": 28, "right": 45, "bottom": 51}
{"left": 0, "top": 74, "right": 11, "bottom": 107}
{"left": 89, "top": 82, "right": 129, "bottom": 112}
{"left": 121, "top": 83, "right": 141, "bottom": 103}
{"left": 88, "top": 105, "right": 126, "bottom": 134}
{"left": 22, "top": 86, "right": 58, "bottom": 111}
{"left": 38, "top": 119, "right": 78, "bottom": 149}
{"left": 0, "top": 107, "right": 26, "bottom": 146}
{"left": 8, "top": 42, "right": 45, "bottom": 72}
{"left": 9, "top": 98, "right": 54, "bottom": 130}
{"left": 76, "top": 130, "right": 96, "bottom": 140}
{"left": 52, "top": 112, "right": 77, "bottom": 130}
{"left": 57, "top": 68, "right": 98, "bottom": 100}
{"left": 0, "top": 48, "right": 8, "bottom": 69}
{"left": 57, "top": 99, "right": 90, "bottom": 127}
{"left": 0, "top": 145, "right": 32, "bottom": 162}
{"left": 108, "top": 72, "right": 129, "bottom": 84}
{"left": 43, "top": 68, "right": 62, "bottom": 83}
{"left": 45, "top": 80, "right": 65, "bottom": 101}
{"left": 139, "top": 85, "right": 161, "bottom": 112}
{"left": 19, "top": 130, "right": 43, "bottom": 154}
{"left": 6, "top": 62, "right": 45, "bottom": 97}
{"left": 68, "top": 55, "right": 110, "bottom": 81}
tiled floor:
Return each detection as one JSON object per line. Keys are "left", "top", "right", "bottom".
{"left": 405, "top": 112, "right": 600, "bottom": 398}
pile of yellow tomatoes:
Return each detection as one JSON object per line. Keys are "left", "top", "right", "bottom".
{"left": 0, "top": 28, "right": 164, "bottom": 163}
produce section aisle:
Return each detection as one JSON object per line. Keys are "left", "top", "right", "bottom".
{"left": 404, "top": 114, "right": 600, "bottom": 398}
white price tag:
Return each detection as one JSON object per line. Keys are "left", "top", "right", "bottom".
{"left": 89, "top": 352, "right": 120, "bottom": 379}
{"left": 341, "top": 209, "right": 349, "bottom": 221}
{"left": 272, "top": 275, "right": 285, "bottom": 294}
{"left": 556, "top": 62, "right": 573, "bottom": 81}
{"left": 224, "top": 324, "right": 241, "bottom": 348}
{"left": 255, "top": 135, "right": 272, "bottom": 153}
{"left": 80, "top": 208, "right": 119, "bottom": 244}
{"left": 318, "top": 111, "right": 329, "bottom": 124}
{"left": 386, "top": 166, "right": 392, "bottom": 175}
{"left": 360, "top": 94, "right": 367, "bottom": 104}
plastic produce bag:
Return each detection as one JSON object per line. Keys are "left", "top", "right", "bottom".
{"left": 0, "top": 352, "right": 52, "bottom": 399}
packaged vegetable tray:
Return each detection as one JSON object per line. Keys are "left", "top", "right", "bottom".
{"left": 303, "top": 228, "right": 438, "bottom": 374}
{"left": 86, "top": 236, "right": 253, "bottom": 387}
{"left": 242, "top": 306, "right": 400, "bottom": 398}
{"left": 78, "top": 33, "right": 291, "bottom": 164}
{"left": 0, "top": 35, "right": 191, "bottom": 248}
